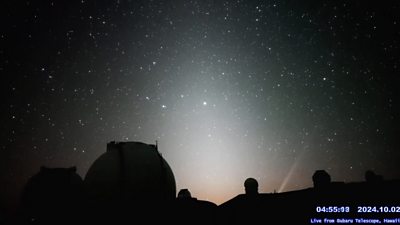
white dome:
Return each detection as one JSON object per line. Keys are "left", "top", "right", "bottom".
{"left": 84, "top": 141, "right": 176, "bottom": 204}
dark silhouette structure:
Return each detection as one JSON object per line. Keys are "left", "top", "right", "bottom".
{"left": 365, "top": 170, "right": 384, "bottom": 183}
{"left": 244, "top": 177, "right": 259, "bottom": 195}
{"left": 312, "top": 170, "right": 331, "bottom": 188}
{"left": 15, "top": 141, "right": 400, "bottom": 224}
{"left": 174, "top": 188, "right": 217, "bottom": 224}
{"left": 177, "top": 188, "right": 192, "bottom": 198}
{"left": 220, "top": 170, "right": 400, "bottom": 224}
{"left": 84, "top": 141, "right": 176, "bottom": 223}
{"left": 18, "top": 166, "right": 85, "bottom": 225}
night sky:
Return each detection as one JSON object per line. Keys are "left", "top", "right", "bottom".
{"left": 1, "top": 0, "right": 400, "bottom": 208}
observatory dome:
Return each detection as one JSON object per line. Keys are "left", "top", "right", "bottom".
{"left": 84, "top": 141, "right": 176, "bottom": 205}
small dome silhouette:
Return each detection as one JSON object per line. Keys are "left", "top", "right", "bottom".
{"left": 19, "top": 166, "right": 84, "bottom": 224}
{"left": 178, "top": 189, "right": 192, "bottom": 199}
{"left": 84, "top": 141, "right": 176, "bottom": 205}
{"left": 244, "top": 178, "right": 258, "bottom": 195}
{"left": 312, "top": 170, "right": 331, "bottom": 188}
{"left": 365, "top": 170, "right": 383, "bottom": 183}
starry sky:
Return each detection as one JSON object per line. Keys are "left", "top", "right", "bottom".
{"left": 1, "top": 0, "right": 400, "bottom": 208}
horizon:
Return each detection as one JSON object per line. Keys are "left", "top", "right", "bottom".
{"left": 3, "top": 139, "right": 399, "bottom": 207}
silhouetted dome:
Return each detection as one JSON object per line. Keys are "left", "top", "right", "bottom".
{"left": 244, "top": 178, "right": 258, "bottom": 195}
{"left": 174, "top": 188, "right": 217, "bottom": 224}
{"left": 365, "top": 170, "right": 375, "bottom": 182}
{"left": 365, "top": 170, "right": 383, "bottom": 183}
{"left": 19, "top": 166, "right": 84, "bottom": 224}
{"left": 84, "top": 141, "right": 176, "bottom": 205}
{"left": 312, "top": 170, "right": 331, "bottom": 188}
{"left": 178, "top": 189, "right": 192, "bottom": 199}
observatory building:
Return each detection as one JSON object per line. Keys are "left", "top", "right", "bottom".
{"left": 18, "top": 167, "right": 84, "bottom": 224}
{"left": 84, "top": 141, "right": 176, "bottom": 222}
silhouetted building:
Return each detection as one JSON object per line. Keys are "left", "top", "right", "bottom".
{"left": 18, "top": 166, "right": 84, "bottom": 225}
{"left": 244, "top": 178, "right": 258, "bottom": 195}
{"left": 312, "top": 170, "right": 331, "bottom": 188}
{"left": 220, "top": 170, "right": 400, "bottom": 225}
{"left": 365, "top": 170, "right": 383, "bottom": 183}
{"left": 174, "top": 189, "right": 217, "bottom": 225}
{"left": 177, "top": 188, "right": 192, "bottom": 199}
{"left": 84, "top": 141, "right": 176, "bottom": 223}
{"left": 15, "top": 143, "right": 400, "bottom": 225}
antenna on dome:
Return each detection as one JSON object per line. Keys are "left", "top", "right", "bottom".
{"left": 155, "top": 140, "right": 158, "bottom": 151}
